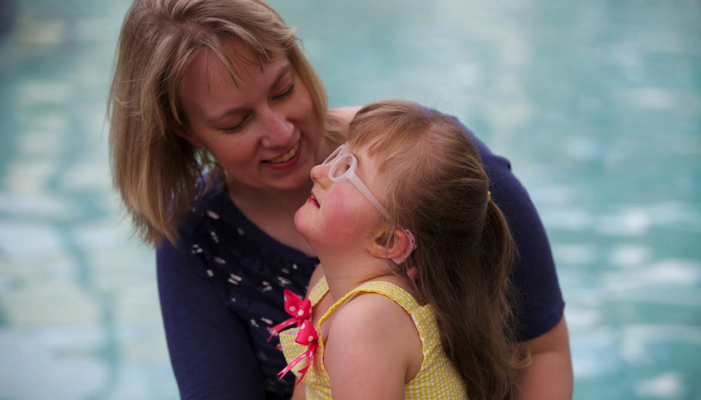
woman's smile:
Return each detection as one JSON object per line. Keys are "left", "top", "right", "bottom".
{"left": 262, "top": 140, "right": 302, "bottom": 170}
{"left": 178, "top": 43, "right": 323, "bottom": 191}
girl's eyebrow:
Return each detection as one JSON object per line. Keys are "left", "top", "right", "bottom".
{"left": 351, "top": 149, "right": 369, "bottom": 179}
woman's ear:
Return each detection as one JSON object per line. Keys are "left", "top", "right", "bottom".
{"left": 368, "top": 228, "right": 416, "bottom": 263}
{"left": 174, "top": 126, "right": 205, "bottom": 147}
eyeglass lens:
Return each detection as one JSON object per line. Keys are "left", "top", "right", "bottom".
{"left": 329, "top": 156, "right": 353, "bottom": 179}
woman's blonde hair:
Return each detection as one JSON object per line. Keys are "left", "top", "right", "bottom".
{"left": 108, "top": 0, "right": 340, "bottom": 246}
{"left": 348, "top": 100, "right": 529, "bottom": 400}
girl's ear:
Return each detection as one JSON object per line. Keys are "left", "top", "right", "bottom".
{"left": 368, "top": 228, "right": 416, "bottom": 263}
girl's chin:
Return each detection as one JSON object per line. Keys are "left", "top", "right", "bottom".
{"left": 293, "top": 207, "right": 323, "bottom": 246}
{"left": 293, "top": 206, "right": 311, "bottom": 234}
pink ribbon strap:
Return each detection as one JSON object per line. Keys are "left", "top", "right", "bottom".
{"left": 268, "top": 290, "right": 312, "bottom": 341}
{"left": 278, "top": 319, "right": 319, "bottom": 385}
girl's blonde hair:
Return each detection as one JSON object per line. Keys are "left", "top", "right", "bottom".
{"left": 348, "top": 100, "right": 529, "bottom": 400}
{"left": 108, "top": 0, "right": 341, "bottom": 246}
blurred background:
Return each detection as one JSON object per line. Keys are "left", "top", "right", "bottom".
{"left": 0, "top": 0, "right": 699, "bottom": 399}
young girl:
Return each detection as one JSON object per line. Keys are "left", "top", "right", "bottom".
{"left": 274, "top": 100, "right": 528, "bottom": 400}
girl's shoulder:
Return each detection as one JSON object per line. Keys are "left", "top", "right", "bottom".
{"left": 329, "top": 279, "right": 423, "bottom": 338}
{"left": 329, "top": 289, "right": 416, "bottom": 336}
{"left": 324, "top": 289, "right": 423, "bottom": 383}
{"left": 323, "top": 277, "right": 423, "bottom": 327}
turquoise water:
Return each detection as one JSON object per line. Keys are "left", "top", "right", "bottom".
{"left": 0, "top": 0, "right": 699, "bottom": 399}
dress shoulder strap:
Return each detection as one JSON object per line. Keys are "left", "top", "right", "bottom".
{"left": 307, "top": 274, "right": 329, "bottom": 307}
{"left": 317, "top": 280, "right": 424, "bottom": 329}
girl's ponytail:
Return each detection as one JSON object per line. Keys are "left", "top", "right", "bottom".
{"left": 479, "top": 194, "right": 529, "bottom": 399}
{"left": 483, "top": 192, "right": 516, "bottom": 319}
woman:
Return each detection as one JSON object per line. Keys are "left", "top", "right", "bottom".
{"left": 108, "top": 0, "right": 573, "bottom": 399}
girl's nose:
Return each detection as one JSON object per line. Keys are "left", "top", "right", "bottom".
{"left": 310, "top": 162, "right": 330, "bottom": 184}
{"left": 260, "top": 109, "right": 294, "bottom": 147}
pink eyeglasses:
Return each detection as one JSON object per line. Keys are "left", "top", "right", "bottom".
{"left": 322, "top": 144, "right": 391, "bottom": 219}
{"left": 322, "top": 144, "right": 416, "bottom": 264}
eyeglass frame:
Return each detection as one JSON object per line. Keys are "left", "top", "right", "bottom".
{"left": 322, "top": 144, "right": 391, "bottom": 220}
{"left": 322, "top": 144, "right": 417, "bottom": 265}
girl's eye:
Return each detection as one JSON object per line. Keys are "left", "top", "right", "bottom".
{"left": 273, "top": 82, "right": 295, "bottom": 101}
{"left": 222, "top": 115, "right": 251, "bottom": 133}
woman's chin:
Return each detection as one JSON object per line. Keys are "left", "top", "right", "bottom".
{"left": 267, "top": 173, "right": 310, "bottom": 192}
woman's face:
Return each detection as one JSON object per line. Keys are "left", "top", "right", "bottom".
{"left": 178, "top": 39, "right": 324, "bottom": 193}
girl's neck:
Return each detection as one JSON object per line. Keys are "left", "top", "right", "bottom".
{"left": 319, "top": 251, "right": 398, "bottom": 301}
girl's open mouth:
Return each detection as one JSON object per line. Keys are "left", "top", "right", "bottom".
{"left": 308, "top": 193, "right": 320, "bottom": 207}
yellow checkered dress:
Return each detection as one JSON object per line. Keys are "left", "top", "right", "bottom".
{"left": 279, "top": 277, "right": 468, "bottom": 399}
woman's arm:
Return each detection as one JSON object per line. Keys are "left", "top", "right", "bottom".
{"left": 157, "top": 239, "right": 267, "bottom": 400}
{"left": 516, "top": 317, "right": 573, "bottom": 400}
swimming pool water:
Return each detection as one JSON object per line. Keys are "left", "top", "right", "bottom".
{"left": 0, "top": 0, "right": 699, "bottom": 399}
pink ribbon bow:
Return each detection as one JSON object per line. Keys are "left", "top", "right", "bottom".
{"left": 278, "top": 319, "right": 318, "bottom": 385}
{"left": 268, "top": 290, "right": 312, "bottom": 341}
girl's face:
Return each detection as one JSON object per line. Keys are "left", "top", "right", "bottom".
{"left": 178, "top": 39, "right": 325, "bottom": 192}
{"left": 294, "top": 143, "right": 389, "bottom": 254}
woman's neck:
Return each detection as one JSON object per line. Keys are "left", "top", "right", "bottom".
{"left": 225, "top": 176, "right": 317, "bottom": 256}
{"left": 226, "top": 176, "right": 313, "bottom": 216}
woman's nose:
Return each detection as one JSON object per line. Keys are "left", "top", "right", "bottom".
{"left": 260, "top": 109, "right": 294, "bottom": 147}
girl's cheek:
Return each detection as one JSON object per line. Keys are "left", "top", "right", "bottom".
{"left": 321, "top": 189, "right": 365, "bottom": 241}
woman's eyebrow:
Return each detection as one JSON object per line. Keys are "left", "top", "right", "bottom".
{"left": 269, "top": 64, "right": 293, "bottom": 91}
{"left": 205, "top": 64, "right": 293, "bottom": 125}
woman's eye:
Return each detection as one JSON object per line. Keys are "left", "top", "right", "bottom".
{"left": 222, "top": 115, "right": 250, "bottom": 133}
{"left": 273, "top": 82, "right": 295, "bottom": 101}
